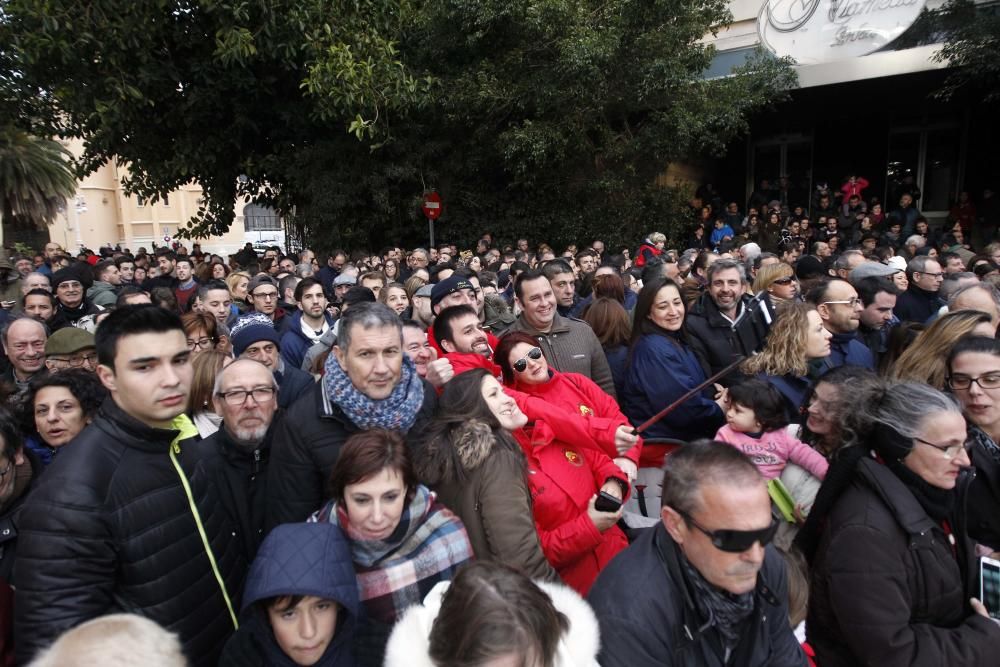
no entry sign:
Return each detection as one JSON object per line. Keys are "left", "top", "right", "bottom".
{"left": 422, "top": 192, "right": 442, "bottom": 220}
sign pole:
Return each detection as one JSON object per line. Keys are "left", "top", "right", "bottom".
{"left": 429, "top": 220, "right": 435, "bottom": 249}
{"left": 421, "top": 191, "right": 442, "bottom": 250}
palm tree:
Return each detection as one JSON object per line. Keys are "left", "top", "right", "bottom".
{"left": 0, "top": 127, "right": 77, "bottom": 228}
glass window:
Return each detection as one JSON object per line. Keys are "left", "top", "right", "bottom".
{"left": 243, "top": 204, "right": 281, "bottom": 231}
{"left": 923, "top": 127, "right": 960, "bottom": 212}
{"left": 886, "top": 131, "right": 920, "bottom": 207}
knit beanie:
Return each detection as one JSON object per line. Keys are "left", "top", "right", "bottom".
{"left": 230, "top": 313, "right": 281, "bottom": 357}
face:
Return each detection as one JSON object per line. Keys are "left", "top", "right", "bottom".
{"left": 892, "top": 271, "right": 908, "bottom": 290}
{"left": 767, "top": 273, "right": 797, "bottom": 300}
{"left": 443, "top": 313, "right": 489, "bottom": 356}
{"left": 516, "top": 277, "right": 557, "bottom": 331}
{"left": 344, "top": 467, "right": 406, "bottom": 540}
{"left": 663, "top": 483, "right": 772, "bottom": 594}
{"left": 268, "top": 596, "right": 339, "bottom": 667}
{"left": 175, "top": 261, "right": 192, "bottom": 281}
{"left": 23, "top": 295, "right": 54, "bottom": 322}
{"left": 436, "top": 288, "right": 477, "bottom": 314}
{"left": 549, "top": 272, "right": 576, "bottom": 308}
{"left": 507, "top": 341, "right": 549, "bottom": 385}
{"left": 250, "top": 283, "right": 279, "bottom": 315}
{"left": 279, "top": 259, "right": 296, "bottom": 273}
{"left": 334, "top": 284, "right": 352, "bottom": 301}
{"left": 361, "top": 277, "right": 383, "bottom": 299}
{"left": 819, "top": 282, "right": 862, "bottom": 334}
{"left": 242, "top": 340, "right": 279, "bottom": 370}
{"left": 44, "top": 243, "right": 61, "bottom": 260}
{"left": 578, "top": 255, "right": 596, "bottom": 274}
{"left": 648, "top": 284, "right": 685, "bottom": 331}
{"left": 15, "top": 259, "right": 31, "bottom": 277}
{"left": 944, "top": 256, "right": 965, "bottom": 274}
{"left": 726, "top": 402, "right": 760, "bottom": 433}
{"left": 46, "top": 347, "right": 98, "bottom": 373}
{"left": 134, "top": 267, "right": 147, "bottom": 283}
{"left": 300, "top": 284, "right": 328, "bottom": 319}
{"left": 806, "top": 381, "right": 841, "bottom": 436}
{"left": 859, "top": 291, "right": 897, "bottom": 330}
{"left": 402, "top": 326, "right": 434, "bottom": 377}
{"left": 951, "top": 352, "right": 1000, "bottom": 432}
{"left": 904, "top": 411, "right": 970, "bottom": 490}
{"left": 334, "top": 324, "right": 402, "bottom": 400}
{"left": 33, "top": 386, "right": 90, "bottom": 448}
{"left": 411, "top": 252, "right": 428, "bottom": 268}
{"left": 96, "top": 331, "right": 191, "bottom": 428}
{"left": 214, "top": 362, "right": 277, "bottom": 443}
{"left": 913, "top": 261, "right": 944, "bottom": 292}
{"left": 55, "top": 279, "right": 83, "bottom": 308}
{"left": 157, "top": 256, "right": 175, "bottom": 276}
{"left": 4, "top": 320, "right": 46, "bottom": 376}
{"left": 480, "top": 375, "right": 528, "bottom": 430}
{"left": 805, "top": 309, "right": 833, "bottom": 358}
{"left": 204, "top": 288, "right": 233, "bottom": 324}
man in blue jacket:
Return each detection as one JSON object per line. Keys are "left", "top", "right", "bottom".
{"left": 280, "top": 278, "right": 334, "bottom": 370}
{"left": 806, "top": 278, "right": 875, "bottom": 371}
{"left": 588, "top": 441, "right": 807, "bottom": 666}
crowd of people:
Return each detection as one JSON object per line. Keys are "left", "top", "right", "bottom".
{"left": 0, "top": 176, "right": 999, "bottom": 666}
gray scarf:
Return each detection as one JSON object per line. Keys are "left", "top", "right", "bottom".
{"left": 681, "top": 554, "right": 755, "bottom": 656}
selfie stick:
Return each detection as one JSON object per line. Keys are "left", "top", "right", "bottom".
{"left": 630, "top": 291, "right": 773, "bottom": 436}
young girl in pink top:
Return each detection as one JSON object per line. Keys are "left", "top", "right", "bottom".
{"left": 715, "top": 380, "right": 829, "bottom": 481}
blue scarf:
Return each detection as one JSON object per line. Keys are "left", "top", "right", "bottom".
{"left": 322, "top": 352, "right": 424, "bottom": 432}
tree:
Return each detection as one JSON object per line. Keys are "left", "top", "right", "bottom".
{"left": 0, "top": 128, "right": 77, "bottom": 229}
{"left": 932, "top": 0, "right": 1000, "bottom": 104}
{"left": 3, "top": 0, "right": 796, "bottom": 249}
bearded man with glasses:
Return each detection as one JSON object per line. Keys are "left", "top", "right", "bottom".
{"left": 589, "top": 441, "right": 805, "bottom": 666}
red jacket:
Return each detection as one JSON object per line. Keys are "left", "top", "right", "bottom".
{"left": 511, "top": 370, "right": 642, "bottom": 465}
{"left": 427, "top": 325, "right": 500, "bottom": 359}
{"left": 513, "top": 422, "right": 629, "bottom": 595}
{"left": 440, "top": 351, "right": 503, "bottom": 388}
{"left": 634, "top": 242, "right": 662, "bottom": 268}
{"left": 840, "top": 177, "right": 869, "bottom": 199}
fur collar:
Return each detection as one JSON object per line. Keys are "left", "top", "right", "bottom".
{"left": 384, "top": 579, "right": 600, "bottom": 666}
{"left": 454, "top": 420, "right": 496, "bottom": 470}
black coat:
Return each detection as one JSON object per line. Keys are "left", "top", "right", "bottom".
{"left": 275, "top": 363, "right": 314, "bottom": 410}
{"left": 807, "top": 458, "right": 1000, "bottom": 666}
{"left": 968, "top": 429, "right": 1000, "bottom": 550}
{"left": 893, "top": 284, "right": 944, "bottom": 325}
{"left": 265, "top": 381, "right": 437, "bottom": 528}
{"left": 684, "top": 292, "right": 769, "bottom": 386}
{"left": 12, "top": 400, "right": 246, "bottom": 666}
{"left": 588, "top": 523, "right": 807, "bottom": 667}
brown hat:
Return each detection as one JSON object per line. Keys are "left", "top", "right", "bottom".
{"left": 45, "top": 327, "right": 96, "bottom": 356}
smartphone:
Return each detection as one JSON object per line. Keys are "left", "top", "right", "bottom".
{"left": 594, "top": 491, "right": 622, "bottom": 513}
{"left": 981, "top": 557, "right": 1000, "bottom": 619}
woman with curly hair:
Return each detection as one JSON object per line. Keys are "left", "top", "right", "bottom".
{"left": 16, "top": 369, "right": 107, "bottom": 467}
{"left": 741, "top": 301, "right": 832, "bottom": 422}
{"left": 888, "top": 309, "right": 995, "bottom": 389}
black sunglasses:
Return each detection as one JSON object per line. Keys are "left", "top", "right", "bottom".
{"left": 513, "top": 347, "right": 543, "bottom": 373}
{"left": 678, "top": 510, "right": 779, "bottom": 553}
{"left": 772, "top": 277, "right": 795, "bottom": 285}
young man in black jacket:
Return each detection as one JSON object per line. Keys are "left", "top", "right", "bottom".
{"left": 13, "top": 305, "right": 244, "bottom": 666}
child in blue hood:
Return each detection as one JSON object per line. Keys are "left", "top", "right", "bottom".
{"left": 220, "top": 522, "right": 359, "bottom": 666}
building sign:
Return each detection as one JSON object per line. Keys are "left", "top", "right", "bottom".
{"left": 758, "top": 0, "right": 927, "bottom": 65}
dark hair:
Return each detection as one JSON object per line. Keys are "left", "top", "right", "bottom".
{"left": 591, "top": 272, "right": 625, "bottom": 304}
{"left": 149, "top": 286, "right": 178, "bottom": 312}
{"left": 513, "top": 269, "right": 548, "bottom": 301}
{"left": 540, "top": 259, "right": 574, "bottom": 281}
{"left": 631, "top": 277, "right": 683, "bottom": 343}
{"left": 947, "top": 335, "right": 1000, "bottom": 370}
{"left": 95, "top": 305, "right": 184, "bottom": 370}
{"left": 92, "top": 260, "right": 116, "bottom": 282}
{"left": 327, "top": 429, "right": 417, "bottom": 504}
{"left": 581, "top": 297, "right": 631, "bottom": 348}
{"left": 495, "top": 331, "right": 546, "bottom": 385}
{"left": 727, "top": 380, "right": 789, "bottom": 432}
{"left": 115, "top": 286, "right": 149, "bottom": 308}
{"left": 294, "top": 277, "right": 324, "bottom": 302}
{"left": 0, "top": 409, "right": 23, "bottom": 461}
{"left": 855, "top": 276, "right": 901, "bottom": 306}
{"left": 197, "top": 279, "right": 231, "bottom": 301}
{"left": 427, "top": 561, "right": 568, "bottom": 667}
{"left": 22, "top": 289, "right": 55, "bottom": 308}
{"left": 16, "top": 369, "right": 107, "bottom": 439}
{"left": 660, "top": 440, "right": 762, "bottom": 515}
{"left": 433, "top": 305, "right": 478, "bottom": 349}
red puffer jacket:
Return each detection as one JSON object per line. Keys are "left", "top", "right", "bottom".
{"left": 512, "top": 419, "right": 629, "bottom": 596}
{"left": 511, "top": 370, "right": 642, "bottom": 465}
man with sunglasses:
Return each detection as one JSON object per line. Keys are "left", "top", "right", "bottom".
{"left": 191, "top": 359, "right": 279, "bottom": 564}
{"left": 589, "top": 441, "right": 806, "bottom": 666}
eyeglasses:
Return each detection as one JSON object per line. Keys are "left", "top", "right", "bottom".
{"left": 49, "top": 352, "right": 98, "bottom": 367}
{"left": 918, "top": 272, "right": 944, "bottom": 279}
{"left": 187, "top": 337, "right": 216, "bottom": 350}
{"left": 913, "top": 437, "right": 973, "bottom": 459}
{"left": 820, "top": 298, "right": 861, "bottom": 308}
{"left": 513, "top": 347, "right": 543, "bottom": 373}
{"left": 252, "top": 291, "right": 278, "bottom": 301}
{"left": 772, "top": 277, "right": 795, "bottom": 285}
{"left": 57, "top": 281, "right": 82, "bottom": 290}
{"left": 216, "top": 387, "right": 277, "bottom": 406}
{"left": 678, "top": 510, "right": 780, "bottom": 553}
{"left": 947, "top": 374, "right": 1000, "bottom": 391}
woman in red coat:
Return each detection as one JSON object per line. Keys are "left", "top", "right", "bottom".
{"left": 495, "top": 332, "right": 631, "bottom": 595}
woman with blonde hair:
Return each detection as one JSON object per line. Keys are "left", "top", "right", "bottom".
{"left": 188, "top": 350, "right": 234, "bottom": 438}
{"left": 753, "top": 262, "right": 798, "bottom": 305}
{"left": 888, "top": 309, "right": 995, "bottom": 389}
{"left": 404, "top": 274, "right": 427, "bottom": 301}
{"left": 742, "top": 301, "right": 832, "bottom": 421}
{"left": 226, "top": 271, "right": 252, "bottom": 313}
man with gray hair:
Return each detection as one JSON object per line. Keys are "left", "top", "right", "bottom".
{"left": 894, "top": 256, "right": 944, "bottom": 324}
{"left": 1, "top": 317, "right": 47, "bottom": 392}
{"left": 193, "top": 359, "right": 279, "bottom": 563}
{"left": 589, "top": 441, "right": 806, "bottom": 665}
{"left": 266, "top": 302, "right": 437, "bottom": 527}
{"left": 684, "top": 259, "right": 770, "bottom": 384}
{"left": 832, "top": 249, "right": 865, "bottom": 281}
{"left": 903, "top": 234, "right": 926, "bottom": 258}
{"left": 949, "top": 282, "right": 1000, "bottom": 333}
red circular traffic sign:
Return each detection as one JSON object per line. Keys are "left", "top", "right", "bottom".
{"left": 422, "top": 192, "right": 442, "bottom": 220}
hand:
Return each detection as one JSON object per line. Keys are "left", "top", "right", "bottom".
{"left": 587, "top": 494, "right": 623, "bottom": 533}
{"left": 970, "top": 598, "right": 999, "bottom": 625}
{"left": 793, "top": 503, "right": 807, "bottom": 525}
{"left": 425, "top": 358, "right": 454, "bottom": 388}
{"left": 613, "top": 458, "right": 637, "bottom": 484}
{"left": 714, "top": 385, "right": 729, "bottom": 411}
{"left": 614, "top": 425, "right": 639, "bottom": 455}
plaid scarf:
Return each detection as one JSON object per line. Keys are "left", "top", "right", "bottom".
{"left": 322, "top": 351, "right": 424, "bottom": 432}
{"left": 311, "top": 485, "right": 473, "bottom": 624}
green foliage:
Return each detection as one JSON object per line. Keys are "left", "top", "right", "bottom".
{"left": 932, "top": 0, "right": 1000, "bottom": 104}
{"left": 2, "top": 0, "right": 796, "bottom": 250}
{"left": 0, "top": 128, "right": 77, "bottom": 228}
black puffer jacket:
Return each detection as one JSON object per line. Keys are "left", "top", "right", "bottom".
{"left": 807, "top": 457, "right": 1000, "bottom": 666}
{"left": 266, "top": 381, "right": 437, "bottom": 528}
{"left": 13, "top": 400, "right": 246, "bottom": 666}
{"left": 683, "top": 292, "right": 770, "bottom": 386}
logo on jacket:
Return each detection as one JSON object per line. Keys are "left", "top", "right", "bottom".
{"left": 578, "top": 404, "right": 594, "bottom": 416}
{"left": 564, "top": 449, "right": 583, "bottom": 466}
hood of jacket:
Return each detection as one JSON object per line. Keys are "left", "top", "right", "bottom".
{"left": 384, "top": 579, "right": 600, "bottom": 667}
{"left": 414, "top": 420, "right": 498, "bottom": 486}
